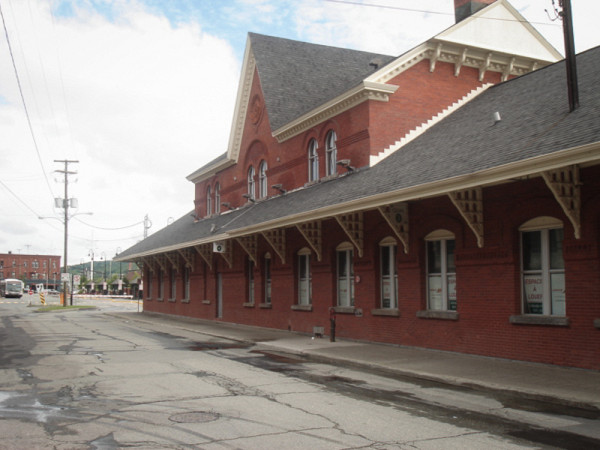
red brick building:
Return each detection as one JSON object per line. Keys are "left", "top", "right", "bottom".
{"left": 117, "top": 1, "right": 600, "bottom": 369}
{"left": 0, "top": 252, "right": 61, "bottom": 290}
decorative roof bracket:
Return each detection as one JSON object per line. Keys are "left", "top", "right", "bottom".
{"left": 448, "top": 187, "right": 484, "bottom": 248}
{"left": 542, "top": 165, "right": 581, "bottom": 239}
{"left": 236, "top": 235, "right": 258, "bottom": 264}
{"left": 378, "top": 203, "right": 410, "bottom": 254}
{"left": 262, "top": 229, "right": 286, "bottom": 264}
{"left": 335, "top": 212, "right": 364, "bottom": 257}
{"left": 165, "top": 252, "right": 180, "bottom": 272}
{"left": 177, "top": 248, "right": 195, "bottom": 270}
{"left": 454, "top": 48, "right": 468, "bottom": 77}
{"left": 153, "top": 254, "right": 168, "bottom": 272}
{"left": 429, "top": 42, "right": 443, "bottom": 73}
{"left": 502, "top": 57, "right": 515, "bottom": 81}
{"left": 194, "top": 244, "right": 213, "bottom": 271}
{"left": 219, "top": 241, "right": 233, "bottom": 269}
{"left": 479, "top": 52, "right": 492, "bottom": 81}
{"left": 296, "top": 221, "right": 322, "bottom": 261}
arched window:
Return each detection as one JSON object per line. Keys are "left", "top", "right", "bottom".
{"left": 425, "top": 230, "right": 456, "bottom": 311}
{"left": 336, "top": 242, "right": 354, "bottom": 307}
{"left": 264, "top": 253, "right": 272, "bottom": 304}
{"left": 308, "top": 139, "right": 319, "bottom": 182}
{"left": 519, "top": 217, "right": 565, "bottom": 316}
{"left": 259, "top": 160, "right": 268, "bottom": 199}
{"left": 247, "top": 166, "right": 256, "bottom": 200}
{"left": 206, "top": 185, "right": 212, "bottom": 216}
{"left": 214, "top": 183, "right": 221, "bottom": 214}
{"left": 380, "top": 237, "right": 398, "bottom": 309}
{"left": 325, "top": 130, "right": 337, "bottom": 176}
{"left": 297, "top": 248, "right": 312, "bottom": 305}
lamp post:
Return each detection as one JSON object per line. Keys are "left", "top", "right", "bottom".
{"left": 116, "top": 247, "right": 122, "bottom": 295}
{"left": 101, "top": 252, "right": 107, "bottom": 295}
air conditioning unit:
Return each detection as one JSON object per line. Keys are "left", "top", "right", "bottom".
{"left": 213, "top": 242, "right": 226, "bottom": 253}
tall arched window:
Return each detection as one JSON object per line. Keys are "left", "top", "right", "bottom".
{"left": 336, "top": 242, "right": 354, "bottom": 307}
{"left": 308, "top": 139, "right": 319, "bottom": 182}
{"left": 297, "top": 248, "right": 312, "bottom": 305}
{"left": 206, "top": 185, "right": 212, "bottom": 216}
{"left": 247, "top": 166, "right": 256, "bottom": 200}
{"left": 425, "top": 229, "right": 456, "bottom": 311}
{"left": 380, "top": 237, "right": 398, "bottom": 309}
{"left": 325, "top": 130, "right": 337, "bottom": 176}
{"left": 259, "top": 160, "right": 268, "bottom": 199}
{"left": 214, "top": 183, "right": 221, "bottom": 214}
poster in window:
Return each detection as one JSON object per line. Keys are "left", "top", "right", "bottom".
{"left": 428, "top": 275, "right": 442, "bottom": 310}
{"left": 448, "top": 275, "right": 457, "bottom": 310}
{"left": 523, "top": 274, "right": 543, "bottom": 314}
{"left": 299, "top": 281, "right": 309, "bottom": 305}
{"left": 551, "top": 273, "right": 565, "bottom": 315}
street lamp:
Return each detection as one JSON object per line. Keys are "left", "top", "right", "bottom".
{"left": 116, "top": 247, "right": 122, "bottom": 295}
{"left": 101, "top": 252, "right": 107, "bottom": 295}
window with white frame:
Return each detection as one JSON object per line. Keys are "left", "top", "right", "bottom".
{"left": 325, "top": 130, "right": 337, "bottom": 176}
{"left": 184, "top": 266, "right": 190, "bottom": 300}
{"left": 380, "top": 237, "right": 398, "bottom": 309}
{"left": 147, "top": 271, "right": 153, "bottom": 298}
{"left": 426, "top": 230, "right": 456, "bottom": 311}
{"left": 247, "top": 258, "right": 255, "bottom": 304}
{"left": 264, "top": 253, "right": 272, "bottom": 304}
{"left": 247, "top": 166, "right": 256, "bottom": 199}
{"left": 206, "top": 185, "right": 212, "bottom": 216}
{"left": 214, "top": 183, "right": 221, "bottom": 214}
{"left": 308, "top": 139, "right": 319, "bottom": 182}
{"left": 336, "top": 242, "right": 354, "bottom": 307}
{"left": 520, "top": 217, "right": 565, "bottom": 316}
{"left": 259, "top": 160, "right": 268, "bottom": 199}
{"left": 170, "top": 268, "right": 176, "bottom": 299}
{"left": 298, "top": 248, "right": 312, "bottom": 305}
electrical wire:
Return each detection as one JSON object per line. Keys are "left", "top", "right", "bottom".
{"left": 73, "top": 217, "right": 145, "bottom": 231}
{"left": 0, "top": 178, "right": 42, "bottom": 217}
{"left": 0, "top": 1, "right": 56, "bottom": 201}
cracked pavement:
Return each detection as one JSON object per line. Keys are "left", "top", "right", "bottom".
{"left": 1, "top": 300, "right": 598, "bottom": 449}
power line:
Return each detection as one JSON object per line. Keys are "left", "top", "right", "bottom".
{"left": 74, "top": 217, "right": 145, "bottom": 231}
{"left": 0, "top": 0, "right": 55, "bottom": 200}
{"left": 0, "top": 177, "right": 41, "bottom": 217}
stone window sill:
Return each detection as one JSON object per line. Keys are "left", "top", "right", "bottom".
{"left": 371, "top": 308, "right": 400, "bottom": 317}
{"left": 333, "top": 306, "right": 355, "bottom": 314}
{"left": 181, "top": 298, "right": 190, "bottom": 304}
{"left": 157, "top": 298, "right": 164, "bottom": 303}
{"left": 202, "top": 300, "right": 211, "bottom": 305}
{"left": 510, "top": 315, "right": 569, "bottom": 327}
{"left": 168, "top": 298, "right": 176, "bottom": 303}
{"left": 259, "top": 302, "right": 272, "bottom": 309}
{"left": 416, "top": 310, "right": 459, "bottom": 320}
{"left": 291, "top": 304, "right": 312, "bottom": 312}
{"left": 243, "top": 302, "right": 255, "bottom": 308}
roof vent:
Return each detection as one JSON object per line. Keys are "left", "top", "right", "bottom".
{"left": 369, "top": 57, "right": 384, "bottom": 69}
{"left": 493, "top": 111, "right": 501, "bottom": 124}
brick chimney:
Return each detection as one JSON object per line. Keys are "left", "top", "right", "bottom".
{"left": 454, "top": 0, "right": 496, "bottom": 23}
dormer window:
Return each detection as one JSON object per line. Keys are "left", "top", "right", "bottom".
{"left": 325, "top": 130, "right": 337, "bottom": 176}
{"left": 247, "top": 166, "right": 256, "bottom": 199}
{"left": 308, "top": 138, "right": 319, "bottom": 182}
{"left": 206, "top": 185, "right": 212, "bottom": 216}
{"left": 259, "top": 160, "right": 268, "bottom": 199}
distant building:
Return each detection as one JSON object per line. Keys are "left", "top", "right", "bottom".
{"left": 117, "top": 1, "right": 600, "bottom": 370}
{"left": 0, "top": 252, "right": 61, "bottom": 290}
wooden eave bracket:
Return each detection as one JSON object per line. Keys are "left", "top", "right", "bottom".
{"left": 502, "top": 57, "right": 515, "bottom": 82}
{"left": 296, "top": 221, "right": 322, "bottom": 261}
{"left": 236, "top": 235, "right": 258, "bottom": 264}
{"left": 194, "top": 244, "right": 213, "bottom": 271}
{"left": 454, "top": 47, "right": 468, "bottom": 77}
{"left": 135, "top": 259, "right": 145, "bottom": 273}
{"left": 153, "top": 254, "right": 168, "bottom": 272}
{"left": 219, "top": 241, "right": 234, "bottom": 269}
{"left": 542, "top": 165, "right": 581, "bottom": 239}
{"left": 429, "top": 42, "right": 443, "bottom": 73}
{"left": 335, "top": 212, "right": 364, "bottom": 258}
{"left": 479, "top": 52, "right": 492, "bottom": 82}
{"left": 177, "top": 248, "right": 195, "bottom": 270}
{"left": 448, "top": 187, "right": 484, "bottom": 248}
{"left": 165, "top": 252, "right": 180, "bottom": 272}
{"left": 378, "top": 203, "right": 409, "bottom": 254}
{"left": 262, "top": 229, "right": 286, "bottom": 264}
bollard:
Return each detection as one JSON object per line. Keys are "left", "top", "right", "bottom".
{"left": 329, "top": 307, "right": 336, "bottom": 342}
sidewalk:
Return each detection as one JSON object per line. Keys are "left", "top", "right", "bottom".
{"left": 115, "top": 311, "right": 600, "bottom": 412}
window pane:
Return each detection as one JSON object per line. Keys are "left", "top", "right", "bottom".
{"left": 381, "top": 246, "right": 390, "bottom": 276}
{"left": 446, "top": 240, "right": 455, "bottom": 273}
{"left": 427, "top": 241, "right": 441, "bottom": 273}
{"left": 551, "top": 273, "right": 565, "bottom": 315}
{"left": 447, "top": 274, "right": 456, "bottom": 310}
{"left": 522, "top": 231, "right": 542, "bottom": 271}
{"left": 428, "top": 275, "right": 442, "bottom": 310}
{"left": 338, "top": 251, "right": 347, "bottom": 277}
{"left": 523, "top": 274, "right": 543, "bottom": 314}
{"left": 549, "top": 229, "right": 564, "bottom": 270}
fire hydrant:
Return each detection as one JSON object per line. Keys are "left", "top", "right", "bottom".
{"left": 329, "top": 307, "right": 336, "bottom": 342}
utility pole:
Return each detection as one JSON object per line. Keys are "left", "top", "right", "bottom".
{"left": 559, "top": 0, "right": 579, "bottom": 111}
{"left": 144, "top": 214, "right": 152, "bottom": 239}
{"left": 55, "top": 159, "right": 79, "bottom": 306}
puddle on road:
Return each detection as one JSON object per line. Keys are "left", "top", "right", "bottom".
{"left": 188, "top": 341, "right": 250, "bottom": 351}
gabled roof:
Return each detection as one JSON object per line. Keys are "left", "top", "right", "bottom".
{"left": 119, "top": 46, "right": 600, "bottom": 262}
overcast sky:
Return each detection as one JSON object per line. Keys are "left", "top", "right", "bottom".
{"left": 1, "top": 0, "right": 598, "bottom": 267}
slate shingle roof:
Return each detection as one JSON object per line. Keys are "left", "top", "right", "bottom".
{"left": 249, "top": 33, "right": 396, "bottom": 131}
{"left": 117, "top": 46, "right": 600, "bottom": 261}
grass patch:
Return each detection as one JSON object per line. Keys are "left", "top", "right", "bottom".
{"left": 35, "top": 305, "right": 97, "bottom": 313}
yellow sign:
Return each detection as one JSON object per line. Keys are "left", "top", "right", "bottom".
{"left": 39, "top": 293, "right": 46, "bottom": 305}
